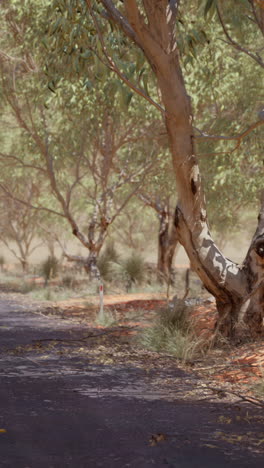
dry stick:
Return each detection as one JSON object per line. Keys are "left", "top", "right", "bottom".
{"left": 205, "top": 385, "right": 264, "bottom": 408}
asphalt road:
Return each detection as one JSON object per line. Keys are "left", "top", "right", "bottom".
{"left": 0, "top": 296, "right": 263, "bottom": 468}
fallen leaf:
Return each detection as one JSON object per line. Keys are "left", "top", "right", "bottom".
{"left": 202, "top": 444, "right": 218, "bottom": 449}
{"left": 149, "top": 433, "right": 167, "bottom": 446}
{"left": 255, "top": 439, "right": 264, "bottom": 446}
{"left": 218, "top": 416, "right": 232, "bottom": 424}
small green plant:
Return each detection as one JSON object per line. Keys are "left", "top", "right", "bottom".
{"left": 140, "top": 298, "right": 203, "bottom": 361}
{"left": 0, "top": 255, "right": 5, "bottom": 272}
{"left": 41, "top": 256, "right": 59, "bottom": 286}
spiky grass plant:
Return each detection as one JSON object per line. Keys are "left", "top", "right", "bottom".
{"left": 122, "top": 253, "right": 145, "bottom": 290}
{"left": 97, "top": 241, "right": 119, "bottom": 281}
{"left": 140, "top": 298, "right": 204, "bottom": 361}
{"left": 41, "top": 256, "right": 59, "bottom": 286}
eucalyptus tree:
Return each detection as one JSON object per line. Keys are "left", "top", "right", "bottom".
{"left": 0, "top": 0, "right": 160, "bottom": 276}
{"left": 182, "top": 6, "right": 264, "bottom": 239}
{"left": 0, "top": 178, "right": 43, "bottom": 272}
{"left": 136, "top": 156, "right": 178, "bottom": 282}
{"left": 46, "top": 0, "right": 264, "bottom": 340}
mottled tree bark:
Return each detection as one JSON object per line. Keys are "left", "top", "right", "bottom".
{"left": 103, "top": 0, "right": 264, "bottom": 339}
{"left": 157, "top": 210, "right": 178, "bottom": 283}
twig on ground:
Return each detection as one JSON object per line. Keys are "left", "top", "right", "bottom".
{"left": 31, "top": 325, "right": 139, "bottom": 344}
{"left": 206, "top": 385, "right": 264, "bottom": 408}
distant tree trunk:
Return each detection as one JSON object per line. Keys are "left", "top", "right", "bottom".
{"left": 84, "top": 249, "right": 101, "bottom": 280}
{"left": 20, "top": 258, "right": 29, "bottom": 273}
{"left": 157, "top": 208, "right": 178, "bottom": 283}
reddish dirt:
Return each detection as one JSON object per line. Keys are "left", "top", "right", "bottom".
{"left": 43, "top": 293, "right": 264, "bottom": 390}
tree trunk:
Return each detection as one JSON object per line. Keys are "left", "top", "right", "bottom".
{"left": 123, "top": 1, "right": 263, "bottom": 340}
{"left": 84, "top": 250, "right": 101, "bottom": 280}
{"left": 157, "top": 210, "right": 178, "bottom": 283}
{"left": 20, "top": 258, "right": 28, "bottom": 273}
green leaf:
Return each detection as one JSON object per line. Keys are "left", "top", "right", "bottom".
{"left": 80, "top": 50, "right": 92, "bottom": 59}
{"left": 204, "top": 0, "right": 216, "bottom": 18}
{"left": 47, "top": 80, "right": 56, "bottom": 93}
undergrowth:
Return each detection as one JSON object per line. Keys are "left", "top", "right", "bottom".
{"left": 252, "top": 368, "right": 264, "bottom": 399}
{"left": 40, "top": 256, "right": 59, "bottom": 286}
{"left": 139, "top": 298, "right": 205, "bottom": 361}
{"left": 95, "top": 309, "right": 116, "bottom": 327}
{"left": 98, "top": 241, "right": 119, "bottom": 282}
{"left": 28, "top": 285, "right": 95, "bottom": 301}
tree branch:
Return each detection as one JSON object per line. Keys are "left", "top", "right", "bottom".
{"left": 249, "top": 0, "right": 264, "bottom": 37}
{"left": 0, "top": 183, "right": 65, "bottom": 218}
{"left": 100, "top": 0, "right": 140, "bottom": 45}
{"left": 195, "top": 120, "right": 264, "bottom": 153}
{"left": 87, "top": 1, "right": 165, "bottom": 115}
{"left": 217, "top": 4, "right": 264, "bottom": 68}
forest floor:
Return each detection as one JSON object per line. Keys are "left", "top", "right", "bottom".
{"left": 0, "top": 290, "right": 263, "bottom": 467}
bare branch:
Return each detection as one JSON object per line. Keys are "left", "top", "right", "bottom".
{"left": 0, "top": 183, "right": 64, "bottom": 218}
{"left": 0, "top": 152, "right": 46, "bottom": 173}
{"left": 195, "top": 119, "right": 264, "bottom": 153}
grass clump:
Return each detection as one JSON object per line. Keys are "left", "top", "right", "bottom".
{"left": 20, "top": 281, "right": 36, "bottom": 294}
{"left": 28, "top": 287, "right": 54, "bottom": 301}
{"left": 104, "top": 252, "right": 145, "bottom": 290}
{"left": 122, "top": 253, "right": 145, "bottom": 290}
{"left": 252, "top": 368, "right": 264, "bottom": 399}
{"left": 95, "top": 309, "right": 116, "bottom": 327}
{"left": 41, "top": 256, "right": 59, "bottom": 286}
{"left": 140, "top": 297, "right": 203, "bottom": 361}
{"left": 98, "top": 241, "right": 119, "bottom": 281}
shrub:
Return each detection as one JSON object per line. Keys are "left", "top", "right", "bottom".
{"left": 122, "top": 253, "right": 145, "bottom": 289}
{"left": 97, "top": 241, "right": 119, "bottom": 281}
{"left": 140, "top": 298, "right": 203, "bottom": 361}
{"left": 41, "top": 256, "right": 59, "bottom": 286}
{"left": 20, "top": 281, "right": 36, "bottom": 294}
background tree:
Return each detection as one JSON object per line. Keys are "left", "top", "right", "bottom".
{"left": 136, "top": 155, "right": 178, "bottom": 283}
{"left": 0, "top": 3, "right": 161, "bottom": 276}
{"left": 0, "top": 178, "right": 43, "bottom": 272}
